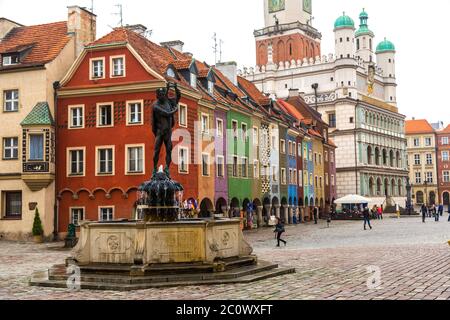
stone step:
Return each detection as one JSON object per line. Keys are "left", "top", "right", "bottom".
{"left": 49, "top": 261, "right": 278, "bottom": 284}
{"left": 31, "top": 265, "right": 295, "bottom": 291}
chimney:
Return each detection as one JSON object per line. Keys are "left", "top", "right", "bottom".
{"left": 288, "top": 88, "right": 299, "bottom": 98}
{"left": 0, "top": 18, "right": 22, "bottom": 42}
{"left": 125, "top": 24, "right": 148, "bottom": 36}
{"left": 216, "top": 61, "right": 237, "bottom": 86}
{"left": 67, "top": 6, "right": 97, "bottom": 56}
{"left": 160, "top": 40, "right": 184, "bottom": 53}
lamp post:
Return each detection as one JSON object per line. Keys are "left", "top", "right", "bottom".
{"left": 406, "top": 178, "right": 412, "bottom": 215}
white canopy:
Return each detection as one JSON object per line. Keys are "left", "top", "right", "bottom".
{"left": 334, "top": 195, "right": 370, "bottom": 205}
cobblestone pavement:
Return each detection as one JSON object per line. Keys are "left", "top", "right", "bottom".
{"left": 0, "top": 216, "right": 449, "bottom": 300}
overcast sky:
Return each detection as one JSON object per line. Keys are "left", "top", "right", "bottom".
{"left": 1, "top": 0, "right": 448, "bottom": 123}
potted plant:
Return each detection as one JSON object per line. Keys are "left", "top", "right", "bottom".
{"left": 32, "top": 208, "right": 44, "bottom": 243}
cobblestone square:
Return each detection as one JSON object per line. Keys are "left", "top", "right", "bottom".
{"left": 0, "top": 216, "right": 449, "bottom": 300}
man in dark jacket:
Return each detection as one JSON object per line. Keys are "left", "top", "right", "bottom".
{"left": 363, "top": 207, "right": 372, "bottom": 230}
{"left": 274, "top": 218, "right": 287, "bottom": 247}
{"left": 421, "top": 204, "right": 427, "bottom": 223}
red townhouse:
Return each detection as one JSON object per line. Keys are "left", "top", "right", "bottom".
{"left": 55, "top": 27, "right": 208, "bottom": 234}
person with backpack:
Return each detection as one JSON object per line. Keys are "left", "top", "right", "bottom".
{"left": 274, "top": 217, "right": 287, "bottom": 247}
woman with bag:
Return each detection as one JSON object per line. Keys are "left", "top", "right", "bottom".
{"left": 274, "top": 217, "right": 287, "bottom": 247}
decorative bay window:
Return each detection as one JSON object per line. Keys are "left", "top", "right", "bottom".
{"left": 20, "top": 102, "right": 55, "bottom": 191}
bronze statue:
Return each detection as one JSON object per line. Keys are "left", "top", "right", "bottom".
{"left": 152, "top": 82, "right": 181, "bottom": 178}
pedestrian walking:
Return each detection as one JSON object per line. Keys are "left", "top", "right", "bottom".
{"left": 421, "top": 204, "right": 427, "bottom": 223}
{"left": 313, "top": 207, "right": 318, "bottom": 225}
{"left": 435, "top": 210, "right": 440, "bottom": 222}
{"left": 396, "top": 204, "right": 400, "bottom": 219}
{"left": 439, "top": 204, "right": 444, "bottom": 217}
{"left": 274, "top": 217, "right": 286, "bottom": 247}
{"left": 363, "top": 207, "right": 372, "bottom": 230}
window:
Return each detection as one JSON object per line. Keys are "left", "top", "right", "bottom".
{"left": 442, "top": 151, "right": 449, "bottom": 162}
{"left": 3, "top": 191, "right": 22, "bottom": 219}
{"left": 331, "top": 175, "right": 335, "bottom": 186}
{"left": 309, "top": 173, "right": 313, "bottom": 186}
{"left": 2, "top": 54, "right": 19, "bottom": 66}
{"left": 414, "top": 154, "right": 421, "bottom": 165}
{"left": 426, "top": 154, "right": 433, "bottom": 165}
{"left": 325, "top": 151, "right": 329, "bottom": 162}
{"left": 29, "top": 134, "right": 43, "bottom": 161}
{"left": 179, "top": 104, "right": 187, "bottom": 127}
{"left": 349, "top": 117, "right": 354, "bottom": 124}
{"left": 314, "top": 153, "right": 317, "bottom": 164}
{"left": 127, "top": 146, "right": 144, "bottom": 174}
{"left": 426, "top": 172, "right": 433, "bottom": 184}
{"left": 272, "top": 165, "right": 278, "bottom": 182}
{"left": 99, "top": 207, "right": 114, "bottom": 221}
{"left": 328, "top": 113, "right": 336, "bottom": 128}
{"left": 97, "top": 104, "right": 113, "bottom": 127}
{"left": 415, "top": 172, "right": 421, "bottom": 184}
{"left": 178, "top": 147, "right": 189, "bottom": 173}
{"left": 253, "top": 160, "right": 259, "bottom": 179}
{"left": 280, "top": 139, "right": 286, "bottom": 154}
{"left": 288, "top": 141, "right": 292, "bottom": 155}
{"left": 90, "top": 58, "right": 104, "bottom": 79}
{"left": 216, "top": 119, "right": 224, "bottom": 137}
{"left": 326, "top": 173, "right": 329, "bottom": 186}
{"left": 413, "top": 138, "right": 420, "bottom": 147}
{"left": 293, "top": 169, "right": 297, "bottom": 185}
{"left": 293, "top": 142, "right": 296, "bottom": 156}
{"left": 315, "top": 176, "right": 318, "bottom": 187}
{"left": 202, "top": 153, "right": 210, "bottom": 176}
{"left": 71, "top": 208, "right": 84, "bottom": 226}
{"left": 3, "top": 137, "right": 18, "bottom": 160}
{"left": 208, "top": 81, "right": 214, "bottom": 95}
{"left": 97, "top": 147, "right": 114, "bottom": 175}
{"left": 241, "top": 123, "right": 248, "bottom": 141}
{"left": 253, "top": 127, "right": 259, "bottom": 146}
{"left": 3, "top": 90, "right": 19, "bottom": 112}
{"left": 241, "top": 157, "right": 248, "bottom": 178}
{"left": 217, "top": 156, "right": 225, "bottom": 178}
{"left": 425, "top": 137, "right": 432, "bottom": 147}
{"left": 232, "top": 120, "right": 238, "bottom": 139}
{"left": 232, "top": 156, "right": 238, "bottom": 177}
{"left": 303, "top": 146, "right": 307, "bottom": 159}
{"left": 298, "top": 144, "right": 302, "bottom": 157}
{"left": 281, "top": 168, "right": 286, "bottom": 185}
{"left": 309, "top": 149, "right": 313, "bottom": 161}
{"left": 111, "top": 56, "right": 125, "bottom": 77}
{"left": 298, "top": 170, "right": 303, "bottom": 187}
{"left": 166, "top": 67, "right": 176, "bottom": 78}
{"left": 319, "top": 177, "right": 323, "bottom": 188}
{"left": 127, "top": 101, "right": 143, "bottom": 125}
{"left": 201, "top": 114, "right": 209, "bottom": 134}
{"left": 69, "top": 106, "right": 84, "bottom": 129}
{"left": 68, "top": 149, "right": 85, "bottom": 176}
{"left": 288, "top": 169, "right": 292, "bottom": 184}
{"left": 330, "top": 152, "right": 334, "bottom": 163}
{"left": 190, "top": 72, "right": 197, "bottom": 88}
{"left": 444, "top": 171, "right": 450, "bottom": 183}
{"left": 442, "top": 137, "right": 449, "bottom": 145}
{"left": 319, "top": 154, "right": 322, "bottom": 164}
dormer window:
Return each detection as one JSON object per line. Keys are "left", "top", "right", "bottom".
{"left": 190, "top": 72, "right": 197, "bottom": 88}
{"left": 208, "top": 80, "right": 214, "bottom": 95}
{"left": 2, "top": 54, "right": 19, "bottom": 66}
{"left": 166, "top": 67, "right": 176, "bottom": 78}
{"left": 110, "top": 56, "right": 125, "bottom": 77}
{"left": 90, "top": 58, "right": 105, "bottom": 80}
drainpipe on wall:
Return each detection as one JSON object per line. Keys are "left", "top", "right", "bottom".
{"left": 355, "top": 103, "right": 359, "bottom": 195}
{"left": 52, "top": 81, "right": 60, "bottom": 242}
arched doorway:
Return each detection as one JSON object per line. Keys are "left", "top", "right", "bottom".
{"left": 272, "top": 197, "right": 280, "bottom": 217}
{"left": 281, "top": 197, "right": 288, "bottom": 223}
{"left": 391, "top": 179, "right": 396, "bottom": 197}
{"left": 398, "top": 179, "right": 403, "bottom": 197}
{"left": 429, "top": 192, "right": 436, "bottom": 205}
{"left": 215, "top": 198, "right": 227, "bottom": 215}
{"left": 263, "top": 197, "right": 271, "bottom": 225}
{"left": 384, "top": 178, "right": 389, "bottom": 196}
{"left": 230, "top": 198, "right": 240, "bottom": 218}
{"left": 443, "top": 192, "right": 450, "bottom": 206}
{"left": 377, "top": 178, "right": 382, "bottom": 196}
{"left": 367, "top": 146, "right": 373, "bottom": 165}
{"left": 200, "top": 198, "right": 214, "bottom": 218}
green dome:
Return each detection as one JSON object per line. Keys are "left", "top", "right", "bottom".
{"left": 376, "top": 38, "right": 396, "bottom": 53}
{"left": 334, "top": 13, "right": 355, "bottom": 30}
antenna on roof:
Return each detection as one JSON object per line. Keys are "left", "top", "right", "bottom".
{"left": 112, "top": 4, "right": 123, "bottom": 27}
{"left": 212, "top": 32, "right": 218, "bottom": 64}
{"left": 219, "top": 39, "right": 224, "bottom": 63}
{"left": 91, "top": 0, "right": 94, "bottom": 13}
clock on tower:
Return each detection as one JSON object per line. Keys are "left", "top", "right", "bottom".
{"left": 303, "top": 0, "right": 312, "bottom": 14}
